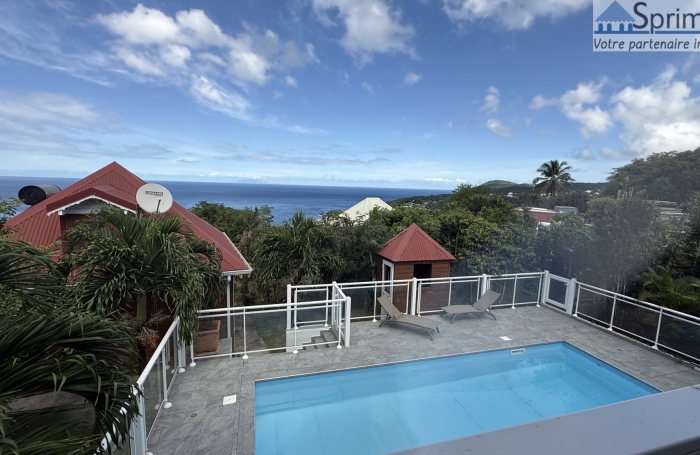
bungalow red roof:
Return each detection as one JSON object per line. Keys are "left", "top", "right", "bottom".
{"left": 5, "top": 162, "right": 251, "bottom": 275}
{"left": 376, "top": 223, "right": 456, "bottom": 263}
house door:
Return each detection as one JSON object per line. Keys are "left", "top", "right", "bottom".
{"left": 382, "top": 260, "right": 394, "bottom": 300}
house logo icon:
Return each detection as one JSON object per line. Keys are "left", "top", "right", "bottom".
{"left": 594, "top": 1, "right": 648, "bottom": 34}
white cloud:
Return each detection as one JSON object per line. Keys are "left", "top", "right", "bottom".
{"left": 312, "top": 0, "right": 415, "bottom": 66}
{"left": 95, "top": 6, "right": 316, "bottom": 84}
{"left": 529, "top": 95, "right": 557, "bottom": 109}
{"left": 442, "top": 0, "right": 590, "bottom": 30}
{"left": 610, "top": 66, "right": 700, "bottom": 157}
{"left": 361, "top": 81, "right": 374, "bottom": 93}
{"left": 189, "top": 76, "right": 251, "bottom": 120}
{"left": 285, "top": 75, "right": 298, "bottom": 88}
{"left": 535, "top": 66, "right": 700, "bottom": 159}
{"left": 272, "top": 90, "right": 284, "bottom": 98}
{"left": 446, "top": 121, "right": 454, "bottom": 130}
{"left": 486, "top": 118, "right": 512, "bottom": 137}
{"left": 0, "top": 91, "right": 115, "bottom": 158}
{"left": 531, "top": 82, "right": 613, "bottom": 138}
{"left": 405, "top": 72, "right": 422, "bottom": 85}
{"left": 572, "top": 148, "right": 595, "bottom": 160}
{"left": 424, "top": 177, "right": 452, "bottom": 182}
{"left": 480, "top": 86, "right": 500, "bottom": 114}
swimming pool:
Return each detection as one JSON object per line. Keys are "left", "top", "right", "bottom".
{"left": 255, "top": 342, "right": 657, "bottom": 455}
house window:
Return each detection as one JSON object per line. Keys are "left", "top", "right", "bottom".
{"left": 413, "top": 264, "right": 432, "bottom": 280}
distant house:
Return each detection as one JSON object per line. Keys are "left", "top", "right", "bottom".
{"left": 343, "top": 197, "right": 393, "bottom": 221}
{"left": 517, "top": 207, "right": 557, "bottom": 226}
{"left": 6, "top": 162, "right": 251, "bottom": 275}
{"left": 554, "top": 206, "right": 578, "bottom": 214}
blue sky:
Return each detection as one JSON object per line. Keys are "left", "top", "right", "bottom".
{"left": 1, "top": 0, "right": 699, "bottom": 188}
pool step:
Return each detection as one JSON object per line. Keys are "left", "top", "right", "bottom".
{"left": 303, "top": 330, "right": 337, "bottom": 350}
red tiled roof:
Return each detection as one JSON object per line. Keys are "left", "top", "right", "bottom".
{"left": 5, "top": 162, "right": 251, "bottom": 274}
{"left": 376, "top": 223, "right": 456, "bottom": 263}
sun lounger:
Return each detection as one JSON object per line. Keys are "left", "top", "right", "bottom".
{"left": 440, "top": 290, "right": 501, "bottom": 323}
{"left": 377, "top": 295, "right": 440, "bottom": 340}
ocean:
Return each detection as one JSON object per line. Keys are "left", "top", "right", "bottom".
{"left": 0, "top": 176, "right": 449, "bottom": 222}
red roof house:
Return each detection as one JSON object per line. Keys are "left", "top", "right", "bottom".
{"left": 375, "top": 224, "right": 455, "bottom": 314}
{"left": 5, "top": 162, "right": 251, "bottom": 275}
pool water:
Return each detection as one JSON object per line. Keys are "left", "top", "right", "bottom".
{"left": 255, "top": 342, "right": 657, "bottom": 455}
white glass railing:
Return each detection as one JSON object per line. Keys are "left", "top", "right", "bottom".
{"left": 194, "top": 292, "right": 351, "bottom": 360}
{"left": 98, "top": 317, "right": 184, "bottom": 455}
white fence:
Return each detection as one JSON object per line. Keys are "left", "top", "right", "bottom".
{"left": 543, "top": 273, "right": 700, "bottom": 364}
{"left": 100, "top": 317, "right": 185, "bottom": 455}
{"left": 289, "top": 273, "right": 546, "bottom": 321}
{"left": 194, "top": 283, "right": 351, "bottom": 360}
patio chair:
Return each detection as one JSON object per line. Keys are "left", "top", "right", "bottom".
{"left": 377, "top": 295, "right": 440, "bottom": 340}
{"left": 440, "top": 290, "right": 501, "bottom": 323}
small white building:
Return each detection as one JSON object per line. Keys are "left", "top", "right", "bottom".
{"left": 343, "top": 197, "right": 393, "bottom": 221}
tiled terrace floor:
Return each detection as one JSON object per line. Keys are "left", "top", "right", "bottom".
{"left": 146, "top": 305, "right": 700, "bottom": 455}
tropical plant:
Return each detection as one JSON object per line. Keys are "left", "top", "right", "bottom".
{"left": 532, "top": 160, "right": 575, "bottom": 203}
{"left": 0, "top": 198, "right": 21, "bottom": 234}
{"left": 639, "top": 266, "right": 700, "bottom": 315}
{"left": 0, "top": 240, "right": 63, "bottom": 313}
{"left": 61, "top": 206, "right": 226, "bottom": 344}
{"left": 253, "top": 211, "right": 344, "bottom": 294}
{"left": 0, "top": 308, "right": 139, "bottom": 455}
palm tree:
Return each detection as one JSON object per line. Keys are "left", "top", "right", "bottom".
{"left": 0, "top": 309, "right": 139, "bottom": 455}
{"left": 253, "top": 211, "right": 344, "bottom": 294}
{"left": 0, "top": 239, "right": 138, "bottom": 455}
{"left": 61, "top": 207, "right": 226, "bottom": 344}
{"left": 532, "top": 160, "right": 575, "bottom": 205}
{"left": 639, "top": 266, "right": 700, "bottom": 315}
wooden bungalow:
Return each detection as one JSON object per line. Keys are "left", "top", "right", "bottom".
{"left": 375, "top": 224, "right": 456, "bottom": 314}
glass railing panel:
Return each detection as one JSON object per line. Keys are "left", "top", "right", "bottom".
{"left": 514, "top": 276, "right": 541, "bottom": 304}
{"left": 576, "top": 287, "right": 614, "bottom": 324}
{"left": 341, "top": 285, "right": 378, "bottom": 319}
{"left": 612, "top": 299, "right": 659, "bottom": 342}
{"left": 448, "top": 279, "right": 481, "bottom": 306}
{"left": 194, "top": 315, "right": 229, "bottom": 359}
{"left": 658, "top": 313, "right": 700, "bottom": 362}
{"left": 418, "top": 281, "right": 450, "bottom": 313}
{"left": 295, "top": 288, "right": 329, "bottom": 325}
{"left": 248, "top": 310, "right": 288, "bottom": 354}
{"left": 547, "top": 278, "right": 568, "bottom": 306}
{"left": 489, "top": 278, "right": 515, "bottom": 307}
{"left": 142, "top": 355, "right": 163, "bottom": 437}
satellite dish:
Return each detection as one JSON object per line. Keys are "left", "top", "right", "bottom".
{"left": 136, "top": 184, "right": 173, "bottom": 214}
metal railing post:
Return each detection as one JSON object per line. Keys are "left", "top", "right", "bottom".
{"left": 511, "top": 276, "right": 518, "bottom": 309}
{"left": 574, "top": 284, "right": 581, "bottom": 318}
{"left": 537, "top": 271, "right": 546, "bottom": 307}
{"left": 286, "top": 284, "right": 292, "bottom": 330}
{"left": 189, "top": 343, "right": 196, "bottom": 367}
{"left": 564, "top": 278, "right": 577, "bottom": 315}
{"left": 447, "top": 278, "right": 453, "bottom": 307}
{"left": 608, "top": 296, "right": 617, "bottom": 331}
{"left": 653, "top": 308, "right": 663, "bottom": 350}
{"left": 226, "top": 276, "right": 232, "bottom": 339}
{"left": 324, "top": 285, "right": 330, "bottom": 327}
{"left": 161, "top": 349, "right": 171, "bottom": 409}
{"left": 242, "top": 308, "right": 248, "bottom": 360}
{"left": 372, "top": 283, "right": 378, "bottom": 322}
{"left": 541, "top": 270, "right": 550, "bottom": 306}
{"left": 411, "top": 277, "right": 418, "bottom": 316}
{"left": 343, "top": 296, "right": 351, "bottom": 348}
{"left": 481, "top": 274, "right": 488, "bottom": 296}
{"left": 131, "top": 390, "right": 147, "bottom": 455}
{"left": 175, "top": 326, "right": 185, "bottom": 373}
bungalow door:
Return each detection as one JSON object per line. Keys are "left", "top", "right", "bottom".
{"left": 382, "top": 260, "right": 394, "bottom": 300}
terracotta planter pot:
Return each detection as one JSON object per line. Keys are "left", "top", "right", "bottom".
{"left": 194, "top": 320, "right": 220, "bottom": 356}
